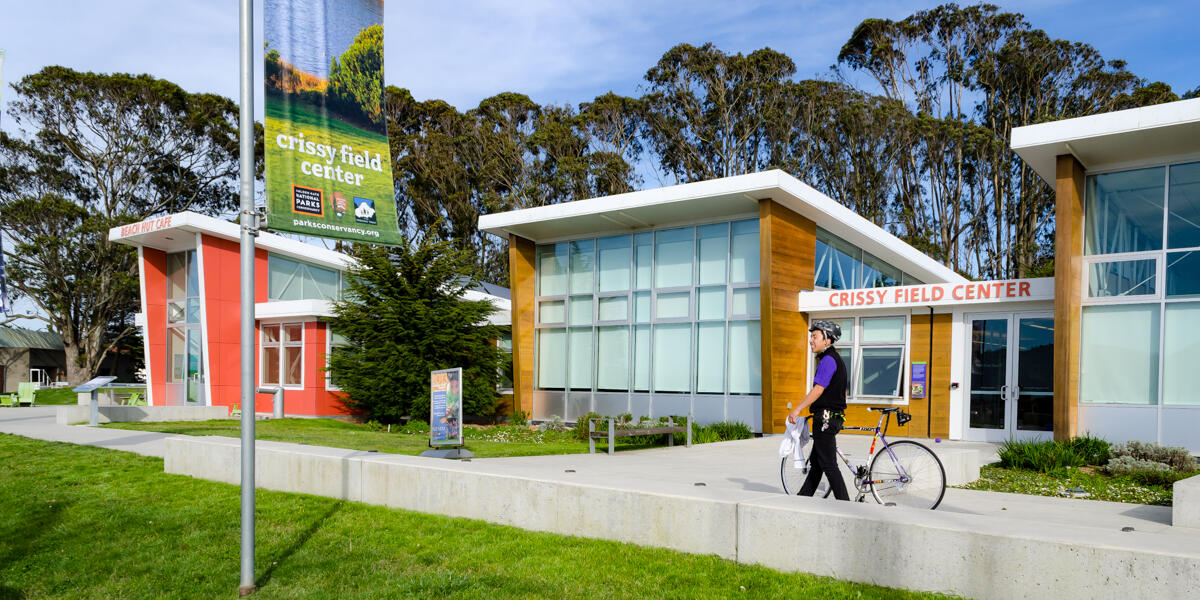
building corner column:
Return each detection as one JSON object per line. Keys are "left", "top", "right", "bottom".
{"left": 1053, "top": 154, "right": 1085, "bottom": 441}
{"left": 508, "top": 234, "right": 537, "bottom": 418}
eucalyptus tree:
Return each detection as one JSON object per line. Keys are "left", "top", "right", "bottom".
{"left": 0, "top": 66, "right": 253, "bottom": 383}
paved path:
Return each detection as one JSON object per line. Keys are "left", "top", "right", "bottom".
{"left": 0, "top": 406, "right": 1179, "bottom": 537}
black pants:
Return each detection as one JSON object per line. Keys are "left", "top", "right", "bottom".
{"left": 797, "top": 415, "right": 849, "bottom": 501}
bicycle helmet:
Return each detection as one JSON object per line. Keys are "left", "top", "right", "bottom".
{"left": 808, "top": 320, "right": 841, "bottom": 343}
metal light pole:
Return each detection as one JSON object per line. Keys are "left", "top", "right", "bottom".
{"left": 237, "top": 0, "right": 258, "bottom": 596}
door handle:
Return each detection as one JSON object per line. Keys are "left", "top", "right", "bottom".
{"left": 1000, "top": 384, "right": 1008, "bottom": 400}
{"left": 1011, "top": 385, "right": 1020, "bottom": 400}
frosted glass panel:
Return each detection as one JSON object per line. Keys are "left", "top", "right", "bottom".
{"left": 634, "top": 233, "right": 652, "bottom": 289}
{"left": 1080, "top": 305, "right": 1159, "bottom": 404}
{"left": 537, "top": 244, "right": 568, "bottom": 296}
{"left": 537, "top": 329, "right": 566, "bottom": 389}
{"left": 728, "top": 320, "right": 761, "bottom": 394}
{"left": 655, "top": 228, "right": 694, "bottom": 288}
{"left": 633, "top": 325, "right": 650, "bottom": 392}
{"left": 860, "top": 316, "right": 904, "bottom": 343}
{"left": 568, "top": 327, "right": 593, "bottom": 390}
{"left": 1085, "top": 167, "right": 1164, "bottom": 255}
{"left": 697, "top": 287, "right": 725, "bottom": 320}
{"left": 597, "top": 235, "right": 632, "bottom": 292}
{"left": 596, "top": 326, "right": 629, "bottom": 392}
{"left": 539, "top": 300, "right": 565, "bottom": 324}
{"left": 730, "top": 220, "right": 759, "bottom": 283}
{"left": 598, "top": 296, "right": 628, "bottom": 321}
{"left": 633, "top": 291, "right": 651, "bottom": 323}
{"left": 1163, "top": 302, "right": 1200, "bottom": 405}
{"left": 653, "top": 324, "right": 691, "bottom": 392}
{"left": 696, "top": 323, "right": 725, "bottom": 393}
{"left": 568, "top": 296, "right": 592, "bottom": 325}
{"left": 698, "top": 223, "right": 728, "bottom": 285}
{"left": 569, "top": 240, "right": 594, "bottom": 294}
{"left": 656, "top": 291, "right": 690, "bottom": 319}
{"left": 731, "top": 287, "right": 759, "bottom": 316}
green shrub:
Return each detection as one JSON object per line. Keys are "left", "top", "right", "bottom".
{"left": 708, "top": 421, "right": 753, "bottom": 441}
{"left": 1110, "top": 440, "right": 1198, "bottom": 472}
{"left": 998, "top": 438, "right": 1086, "bottom": 473}
{"left": 572, "top": 412, "right": 603, "bottom": 441}
{"left": 1066, "top": 434, "right": 1111, "bottom": 466}
{"left": 692, "top": 425, "right": 721, "bottom": 444}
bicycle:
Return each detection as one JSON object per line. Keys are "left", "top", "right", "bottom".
{"left": 780, "top": 407, "right": 946, "bottom": 510}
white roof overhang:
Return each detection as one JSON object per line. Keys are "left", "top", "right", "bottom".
{"left": 109, "top": 211, "right": 353, "bottom": 271}
{"left": 1012, "top": 98, "right": 1200, "bottom": 185}
{"left": 478, "top": 170, "right": 965, "bottom": 284}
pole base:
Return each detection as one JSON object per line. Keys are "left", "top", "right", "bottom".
{"left": 238, "top": 584, "right": 257, "bottom": 597}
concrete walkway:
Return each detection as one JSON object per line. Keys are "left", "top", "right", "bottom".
{"left": 0, "top": 406, "right": 172, "bottom": 457}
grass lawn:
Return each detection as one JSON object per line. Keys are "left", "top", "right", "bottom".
{"left": 101, "top": 418, "right": 665, "bottom": 458}
{"left": 0, "top": 434, "right": 957, "bottom": 599}
{"left": 956, "top": 465, "right": 1175, "bottom": 506}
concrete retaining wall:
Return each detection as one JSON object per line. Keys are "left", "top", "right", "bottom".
{"left": 57, "top": 405, "right": 229, "bottom": 425}
{"left": 164, "top": 436, "right": 1200, "bottom": 599}
{"left": 1175, "top": 473, "right": 1200, "bottom": 529}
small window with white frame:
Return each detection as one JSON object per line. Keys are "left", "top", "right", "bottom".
{"left": 810, "top": 315, "right": 908, "bottom": 403}
{"left": 262, "top": 322, "right": 304, "bottom": 388}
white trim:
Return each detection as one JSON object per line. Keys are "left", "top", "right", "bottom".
{"left": 195, "top": 232, "right": 212, "bottom": 407}
{"left": 137, "top": 246, "right": 154, "bottom": 407}
{"left": 324, "top": 322, "right": 342, "bottom": 392}
{"left": 255, "top": 299, "right": 335, "bottom": 319}
{"left": 800, "top": 279, "right": 1053, "bottom": 312}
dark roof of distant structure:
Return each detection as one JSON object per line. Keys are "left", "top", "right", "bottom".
{"left": 473, "top": 281, "right": 510, "bottom": 300}
{"left": 0, "top": 327, "right": 64, "bottom": 350}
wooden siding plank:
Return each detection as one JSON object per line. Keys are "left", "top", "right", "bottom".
{"left": 508, "top": 234, "right": 537, "bottom": 417}
{"left": 1054, "top": 155, "right": 1085, "bottom": 440}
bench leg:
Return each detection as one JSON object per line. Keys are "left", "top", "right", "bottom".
{"left": 608, "top": 419, "right": 614, "bottom": 455}
{"left": 589, "top": 419, "right": 595, "bottom": 454}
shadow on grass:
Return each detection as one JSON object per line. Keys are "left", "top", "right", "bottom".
{"left": 0, "top": 499, "right": 70, "bottom": 600}
{"left": 255, "top": 501, "right": 344, "bottom": 590}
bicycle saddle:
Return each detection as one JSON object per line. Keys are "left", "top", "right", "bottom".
{"left": 868, "top": 407, "right": 901, "bottom": 413}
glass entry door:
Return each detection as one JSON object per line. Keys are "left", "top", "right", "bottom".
{"left": 966, "top": 312, "right": 1054, "bottom": 441}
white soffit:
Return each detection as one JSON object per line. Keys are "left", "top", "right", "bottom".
{"left": 109, "top": 211, "right": 353, "bottom": 271}
{"left": 478, "top": 170, "right": 965, "bottom": 284}
{"left": 1012, "top": 98, "right": 1200, "bottom": 185}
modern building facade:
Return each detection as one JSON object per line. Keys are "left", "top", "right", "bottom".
{"left": 480, "top": 98, "right": 1200, "bottom": 452}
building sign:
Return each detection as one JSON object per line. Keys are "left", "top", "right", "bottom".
{"left": 115, "top": 216, "right": 175, "bottom": 239}
{"left": 798, "top": 278, "right": 1054, "bottom": 312}
{"left": 910, "top": 362, "right": 927, "bottom": 399}
{"left": 430, "top": 368, "right": 463, "bottom": 446}
{"left": 262, "top": 0, "right": 401, "bottom": 245}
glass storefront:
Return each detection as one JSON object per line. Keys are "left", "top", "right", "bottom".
{"left": 166, "top": 250, "right": 204, "bottom": 405}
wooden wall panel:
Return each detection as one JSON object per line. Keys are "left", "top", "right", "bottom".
{"left": 1054, "top": 155, "right": 1085, "bottom": 440}
{"left": 508, "top": 234, "right": 537, "bottom": 417}
{"left": 759, "top": 200, "right": 816, "bottom": 434}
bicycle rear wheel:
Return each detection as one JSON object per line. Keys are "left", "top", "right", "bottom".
{"left": 780, "top": 456, "right": 809, "bottom": 495}
{"left": 868, "top": 440, "right": 946, "bottom": 510}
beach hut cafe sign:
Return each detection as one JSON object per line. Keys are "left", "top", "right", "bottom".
{"left": 797, "top": 278, "right": 1054, "bottom": 312}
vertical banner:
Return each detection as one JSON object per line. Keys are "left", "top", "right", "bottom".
{"left": 430, "top": 368, "right": 464, "bottom": 446}
{"left": 910, "top": 361, "right": 927, "bottom": 399}
{"left": 263, "top": 0, "right": 401, "bottom": 244}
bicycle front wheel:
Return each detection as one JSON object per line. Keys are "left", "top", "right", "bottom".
{"left": 868, "top": 440, "right": 946, "bottom": 510}
{"left": 780, "top": 455, "right": 809, "bottom": 495}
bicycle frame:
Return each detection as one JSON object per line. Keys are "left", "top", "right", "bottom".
{"left": 803, "top": 410, "right": 914, "bottom": 502}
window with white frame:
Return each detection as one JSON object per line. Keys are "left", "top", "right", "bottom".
{"left": 1080, "top": 160, "right": 1200, "bottom": 406}
{"left": 325, "top": 329, "right": 347, "bottom": 391}
{"left": 262, "top": 322, "right": 304, "bottom": 387}
{"left": 814, "top": 315, "right": 907, "bottom": 402}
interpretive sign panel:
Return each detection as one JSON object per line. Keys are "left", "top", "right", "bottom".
{"left": 910, "top": 362, "right": 927, "bottom": 399}
{"left": 73, "top": 376, "right": 118, "bottom": 393}
{"left": 430, "top": 368, "right": 463, "bottom": 446}
{"left": 262, "top": 0, "right": 400, "bottom": 244}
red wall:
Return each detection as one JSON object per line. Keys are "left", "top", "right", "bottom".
{"left": 142, "top": 248, "right": 168, "bottom": 407}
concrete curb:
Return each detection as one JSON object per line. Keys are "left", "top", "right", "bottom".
{"left": 164, "top": 436, "right": 1200, "bottom": 599}
{"left": 1174, "top": 473, "right": 1200, "bottom": 529}
{"left": 56, "top": 405, "right": 229, "bottom": 425}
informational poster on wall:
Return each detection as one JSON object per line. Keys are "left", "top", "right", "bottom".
{"left": 262, "top": 0, "right": 401, "bottom": 245}
{"left": 430, "top": 368, "right": 463, "bottom": 446}
{"left": 910, "top": 362, "right": 927, "bottom": 399}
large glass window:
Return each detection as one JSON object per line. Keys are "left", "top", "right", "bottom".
{"left": 811, "top": 316, "right": 903, "bottom": 401}
{"left": 533, "top": 219, "right": 761, "bottom": 399}
{"left": 1079, "top": 304, "right": 1159, "bottom": 405}
{"left": 1168, "top": 161, "right": 1200, "bottom": 250}
{"left": 1085, "top": 167, "right": 1165, "bottom": 255}
{"left": 814, "top": 228, "right": 914, "bottom": 290}
{"left": 268, "top": 256, "right": 342, "bottom": 301}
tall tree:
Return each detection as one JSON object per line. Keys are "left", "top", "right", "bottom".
{"left": 0, "top": 66, "right": 252, "bottom": 383}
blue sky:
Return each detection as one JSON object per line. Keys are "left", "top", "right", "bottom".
{"left": 1, "top": 0, "right": 1197, "bottom": 128}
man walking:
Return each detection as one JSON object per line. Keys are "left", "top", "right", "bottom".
{"left": 786, "top": 320, "right": 850, "bottom": 501}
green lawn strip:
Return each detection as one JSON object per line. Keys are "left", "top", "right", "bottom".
{"left": 956, "top": 465, "right": 1174, "bottom": 506}
{"left": 32, "top": 387, "right": 144, "bottom": 406}
{"left": 0, "top": 434, "right": 956, "bottom": 600}
{"left": 100, "top": 418, "right": 663, "bottom": 458}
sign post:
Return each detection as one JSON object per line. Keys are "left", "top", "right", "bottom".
{"left": 237, "top": 0, "right": 257, "bottom": 596}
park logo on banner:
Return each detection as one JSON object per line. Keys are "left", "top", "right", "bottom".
{"left": 262, "top": 0, "right": 401, "bottom": 245}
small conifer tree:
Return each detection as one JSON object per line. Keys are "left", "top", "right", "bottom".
{"left": 328, "top": 236, "right": 505, "bottom": 423}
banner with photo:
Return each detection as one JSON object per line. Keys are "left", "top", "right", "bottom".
{"left": 263, "top": 0, "right": 401, "bottom": 244}
{"left": 430, "top": 368, "right": 463, "bottom": 446}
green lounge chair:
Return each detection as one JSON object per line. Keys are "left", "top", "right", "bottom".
{"left": 16, "top": 382, "right": 36, "bottom": 407}
{"left": 127, "top": 392, "right": 145, "bottom": 406}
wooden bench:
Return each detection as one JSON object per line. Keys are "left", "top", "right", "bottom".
{"left": 587, "top": 416, "right": 692, "bottom": 455}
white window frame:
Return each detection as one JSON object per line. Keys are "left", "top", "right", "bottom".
{"left": 809, "top": 313, "right": 910, "bottom": 406}
{"left": 261, "top": 320, "right": 305, "bottom": 389}
{"left": 325, "top": 325, "right": 347, "bottom": 392}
